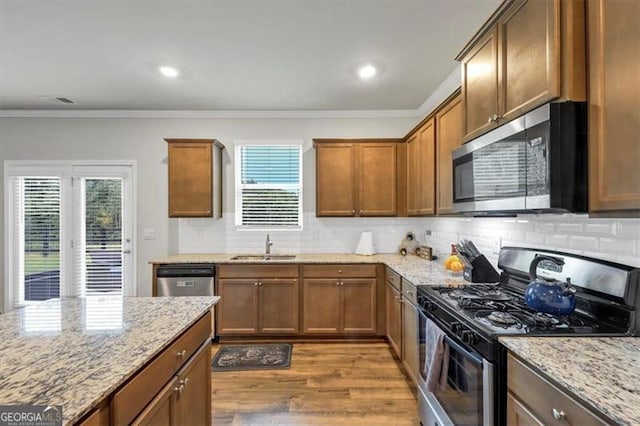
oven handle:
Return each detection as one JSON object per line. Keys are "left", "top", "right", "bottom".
{"left": 443, "top": 335, "right": 483, "bottom": 367}
{"left": 419, "top": 307, "right": 484, "bottom": 367}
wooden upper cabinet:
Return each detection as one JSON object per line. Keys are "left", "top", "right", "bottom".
{"left": 461, "top": 26, "right": 499, "bottom": 141}
{"left": 458, "top": 0, "right": 585, "bottom": 142}
{"left": 315, "top": 143, "right": 356, "bottom": 216}
{"left": 359, "top": 143, "right": 397, "bottom": 216}
{"left": 406, "top": 118, "right": 435, "bottom": 216}
{"left": 435, "top": 94, "right": 463, "bottom": 214}
{"left": 314, "top": 139, "right": 402, "bottom": 217}
{"left": 417, "top": 118, "right": 436, "bottom": 215}
{"left": 165, "top": 139, "right": 224, "bottom": 218}
{"left": 406, "top": 133, "right": 421, "bottom": 216}
{"left": 588, "top": 0, "right": 640, "bottom": 213}
{"left": 499, "top": 0, "right": 560, "bottom": 122}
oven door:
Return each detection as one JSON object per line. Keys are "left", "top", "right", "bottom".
{"left": 418, "top": 309, "right": 494, "bottom": 426}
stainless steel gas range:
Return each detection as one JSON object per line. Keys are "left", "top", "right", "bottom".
{"left": 415, "top": 246, "right": 640, "bottom": 426}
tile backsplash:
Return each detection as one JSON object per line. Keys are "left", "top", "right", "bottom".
{"left": 177, "top": 214, "right": 640, "bottom": 268}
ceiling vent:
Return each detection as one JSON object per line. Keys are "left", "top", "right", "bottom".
{"left": 37, "top": 95, "right": 76, "bottom": 104}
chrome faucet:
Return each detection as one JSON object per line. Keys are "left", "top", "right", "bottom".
{"left": 265, "top": 234, "right": 273, "bottom": 254}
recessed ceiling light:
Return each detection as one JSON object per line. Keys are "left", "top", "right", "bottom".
{"left": 159, "top": 66, "right": 179, "bottom": 78}
{"left": 357, "top": 64, "right": 377, "bottom": 80}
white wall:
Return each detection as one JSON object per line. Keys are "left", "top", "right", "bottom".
{"left": 0, "top": 115, "right": 416, "bottom": 304}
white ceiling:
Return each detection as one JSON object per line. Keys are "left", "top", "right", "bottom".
{"left": 0, "top": 0, "right": 501, "bottom": 111}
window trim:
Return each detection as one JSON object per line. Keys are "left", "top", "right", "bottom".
{"left": 233, "top": 140, "right": 303, "bottom": 231}
{"left": 3, "top": 160, "right": 137, "bottom": 312}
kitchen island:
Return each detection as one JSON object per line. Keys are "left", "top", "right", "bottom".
{"left": 0, "top": 295, "right": 219, "bottom": 425}
{"left": 500, "top": 336, "right": 640, "bottom": 426}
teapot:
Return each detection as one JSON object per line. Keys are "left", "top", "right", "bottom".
{"left": 524, "top": 255, "right": 576, "bottom": 315}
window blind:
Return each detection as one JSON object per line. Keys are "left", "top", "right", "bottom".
{"left": 236, "top": 145, "right": 302, "bottom": 229}
{"left": 76, "top": 178, "right": 124, "bottom": 296}
{"left": 14, "top": 177, "right": 62, "bottom": 304}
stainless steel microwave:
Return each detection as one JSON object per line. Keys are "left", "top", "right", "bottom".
{"left": 452, "top": 102, "right": 587, "bottom": 214}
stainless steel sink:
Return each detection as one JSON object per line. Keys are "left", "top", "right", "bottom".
{"left": 229, "top": 254, "right": 296, "bottom": 261}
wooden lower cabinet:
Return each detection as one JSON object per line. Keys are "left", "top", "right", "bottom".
{"left": 78, "top": 312, "right": 212, "bottom": 426}
{"left": 217, "top": 279, "right": 259, "bottom": 334}
{"left": 303, "top": 277, "right": 377, "bottom": 335}
{"left": 401, "top": 299, "right": 420, "bottom": 385}
{"left": 385, "top": 281, "right": 402, "bottom": 359}
{"left": 132, "top": 342, "right": 211, "bottom": 426}
{"left": 507, "top": 353, "right": 609, "bottom": 425}
{"left": 217, "top": 278, "right": 299, "bottom": 335}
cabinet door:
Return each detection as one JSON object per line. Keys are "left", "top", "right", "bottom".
{"left": 588, "top": 0, "right": 640, "bottom": 212}
{"left": 303, "top": 279, "right": 341, "bottom": 333}
{"left": 166, "top": 140, "right": 213, "bottom": 217}
{"left": 417, "top": 118, "right": 436, "bottom": 215}
{"left": 507, "top": 393, "right": 544, "bottom": 426}
{"left": 385, "top": 282, "right": 402, "bottom": 359}
{"left": 358, "top": 143, "right": 397, "bottom": 216}
{"left": 176, "top": 342, "right": 211, "bottom": 426}
{"left": 259, "top": 279, "right": 299, "bottom": 334}
{"left": 316, "top": 144, "right": 356, "bottom": 216}
{"left": 435, "top": 94, "right": 463, "bottom": 214}
{"left": 217, "top": 279, "right": 259, "bottom": 334}
{"left": 406, "top": 133, "right": 421, "bottom": 216}
{"left": 461, "top": 27, "right": 499, "bottom": 141}
{"left": 341, "top": 278, "right": 376, "bottom": 334}
{"left": 402, "top": 301, "right": 420, "bottom": 385}
{"left": 499, "top": 0, "right": 560, "bottom": 123}
{"left": 131, "top": 378, "right": 178, "bottom": 426}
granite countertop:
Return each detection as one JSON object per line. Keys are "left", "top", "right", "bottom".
{"left": 0, "top": 296, "right": 219, "bottom": 425}
{"left": 149, "top": 253, "right": 465, "bottom": 287}
{"left": 500, "top": 336, "right": 640, "bottom": 426}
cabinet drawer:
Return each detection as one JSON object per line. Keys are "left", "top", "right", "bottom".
{"left": 507, "top": 353, "right": 608, "bottom": 425}
{"left": 112, "top": 311, "right": 211, "bottom": 425}
{"left": 303, "top": 264, "right": 376, "bottom": 278}
{"left": 385, "top": 267, "right": 401, "bottom": 290}
{"left": 401, "top": 278, "right": 417, "bottom": 306}
{"left": 218, "top": 265, "right": 299, "bottom": 278}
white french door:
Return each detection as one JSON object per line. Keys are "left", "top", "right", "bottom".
{"left": 72, "top": 165, "right": 134, "bottom": 297}
{"left": 4, "top": 161, "right": 136, "bottom": 311}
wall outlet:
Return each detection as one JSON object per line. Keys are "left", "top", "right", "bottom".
{"left": 143, "top": 228, "right": 156, "bottom": 240}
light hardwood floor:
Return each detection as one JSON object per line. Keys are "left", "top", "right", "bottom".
{"left": 211, "top": 342, "right": 419, "bottom": 425}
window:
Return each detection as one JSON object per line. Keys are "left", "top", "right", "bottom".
{"left": 4, "top": 162, "right": 136, "bottom": 311}
{"left": 235, "top": 142, "right": 303, "bottom": 229}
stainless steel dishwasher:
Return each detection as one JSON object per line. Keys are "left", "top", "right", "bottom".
{"left": 156, "top": 264, "right": 215, "bottom": 297}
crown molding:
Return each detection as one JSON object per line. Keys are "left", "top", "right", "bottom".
{"left": 0, "top": 108, "right": 420, "bottom": 119}
{"left": 415, "top": 65, "right": 461, "bottom": 118}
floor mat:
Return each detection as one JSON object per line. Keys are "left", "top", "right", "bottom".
{"left": 211, "top": 343, "right": 292, "bottom": 371}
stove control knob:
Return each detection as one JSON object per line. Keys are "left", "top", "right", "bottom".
{"left": 461, "top": 330, "right": 473, "bottom": 344}
{"left": 451, "top": 322, "right": 461, "bottom": 334}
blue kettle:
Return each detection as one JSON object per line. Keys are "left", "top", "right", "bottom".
{"left": 524, "top": 256, "right": 576, "bottom": 316}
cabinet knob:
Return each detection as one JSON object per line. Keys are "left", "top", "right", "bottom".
{"left": 254, "top": 282, "right": 259, "bottom": 286}
{"left": 351, "top": 209, "right": 355, "bottom": 214}
{"left": 176, "top": 349, "right": 186, "bottom": 359}
{"left": 359, "top": 210, "right": 363, "bottom": 214}
{"left": 183, "top": 377, "right": 190, "bottom": 387}
{"left": 487, "top": 116, "right": 493, "bottom": 123}
{"left": 552, "top": 408, "right": 566, "bottom": 421}
{"left": 338, "top": 270, "right": 342, "bottom": 273}
{"left": 259, "top": 282, "right": 262, "bottom": 286}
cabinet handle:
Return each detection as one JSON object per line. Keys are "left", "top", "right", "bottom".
{"left": 176, "top": 349, "right": 186, "bottom": 359}
{"left": 174, "top": 384, "right": 185, "bottom": 396}
{"left": 552, "top": 408, "right": 566, "bottom": 421}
